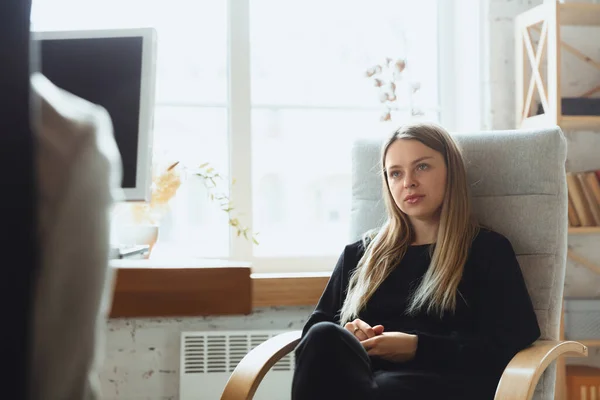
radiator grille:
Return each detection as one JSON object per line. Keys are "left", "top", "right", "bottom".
{"left": 182, "top": 331, "right": 295, "bottom": 374}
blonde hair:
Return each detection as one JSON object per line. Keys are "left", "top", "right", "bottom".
{"left": 340, "top": 122, "right": 479, "bottom": 323}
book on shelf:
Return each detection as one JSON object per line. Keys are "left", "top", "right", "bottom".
{"left": 567, "top": 170, "right": 600, "bottom": 228}
{"left": 581, "top": 173, "right": 600, "bottom": 225}
{"left": 568, "top": 193, "right": 581, "bottom": 227}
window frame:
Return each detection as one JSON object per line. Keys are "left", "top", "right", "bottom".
{"left": 155, "top": 0, "right": 479, "bottom": 273}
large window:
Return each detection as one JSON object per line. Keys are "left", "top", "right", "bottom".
{"left": 250, "top": 0, "right": 439, "bottom": 262}
{"left": 32, "top": 0, "right": 446, "bottom": 272}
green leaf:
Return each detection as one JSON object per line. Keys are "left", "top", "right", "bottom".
{"left": 199, "top": 162, "right": 209, "bottom": 168}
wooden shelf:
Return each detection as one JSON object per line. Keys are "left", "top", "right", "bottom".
{"left": 518, "top": 6, "right": 600, "bottom": 397}
{"left": 559, "top": 3, "right": 600, "bottom": 27}
{"left": 560, "top": 116, "right": 600, "bottom": 131}
{"left": 579, "top": 339, "right": 600, "bottom": 347}
{"left": 569, "top": 227, "right": 600, "bottom": 235}
{"left": 515, "top": 2, "right": 600, "bottom": 132}
{"left": 520, "top": 115, "right": 600, "bottom": 131}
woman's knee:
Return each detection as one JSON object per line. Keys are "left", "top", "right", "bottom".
{"left": 297, "top": 321, "right": 348, "bottom": 353}
{"left": 305, "top": 321, "right": 346, "bottom": 341}
{"left": 295, "top": 322, "right": 349, "bottom": 358}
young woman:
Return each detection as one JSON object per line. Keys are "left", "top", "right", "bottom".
{"left": 291, "top": 123, "right": 540, "bottom": 400}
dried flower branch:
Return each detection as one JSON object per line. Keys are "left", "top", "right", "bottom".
{"left": 365, "top": 57, "right": 423, "bottom": 121}
{"left": 195, "top": 162, "right": 259, "bottom": 245}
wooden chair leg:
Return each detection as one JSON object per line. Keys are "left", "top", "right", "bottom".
{"left": 555, "top": 300, "right": 567, "bottom": 400}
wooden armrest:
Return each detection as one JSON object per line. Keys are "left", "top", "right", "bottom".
{"left": 220, "top": 330, "right": 302, "bottom": 400}
{"left": 221, "top": 336, "right": 587, "bottom": 400}
{"left": 495, "top": 340, "right": 588, "bottom": 400}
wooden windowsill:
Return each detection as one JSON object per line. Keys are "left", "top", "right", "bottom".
{"left": 109, "top": 259, "right": 253, "bottom": 318}
{"left": 109, "top": 259, "right": 329, "bottom": 318}
{"left": 251, "top": 272, "right": 330, "bottom": 308}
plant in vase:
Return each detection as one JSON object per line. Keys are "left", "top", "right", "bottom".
{"left": 128, "top": 160, "right": 258, "bottom": 256}
{"left": 127, "top": 161, "right": 183, "bottom": 254}
{"left": 130, "top": 161, "right": 183, "bottom": 225}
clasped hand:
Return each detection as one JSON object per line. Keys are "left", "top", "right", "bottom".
{"left": 344, "top": 318, "right": 418, "bottom": 363}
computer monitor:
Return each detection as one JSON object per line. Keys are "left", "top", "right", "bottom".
{"left": 32, "top": 27, "right": 157, "bottom": 201}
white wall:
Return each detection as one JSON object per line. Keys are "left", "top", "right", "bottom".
{"left": 100, "top": 0, "right": 600, "bottom": 397}
{"left": 102, "top": 307, "right": 312, "bottom": 399}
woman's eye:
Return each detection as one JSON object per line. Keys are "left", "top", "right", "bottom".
{"left": 417, "top": 163, "right": 429, "bottom": 171}
{"left": 390, "top": 171, "right": 400, "bottom": 178}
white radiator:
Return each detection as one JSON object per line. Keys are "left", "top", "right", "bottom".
{"left": 180, "top": 330, "right": 295, "bottom": 400}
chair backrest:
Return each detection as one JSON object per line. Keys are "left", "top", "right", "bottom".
{"left": 350, "top": 127, "right": 568, "bottom": 400}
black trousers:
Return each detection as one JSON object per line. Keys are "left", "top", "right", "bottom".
{"left": 292, "top": 322, "right": 421, "bottom": 400}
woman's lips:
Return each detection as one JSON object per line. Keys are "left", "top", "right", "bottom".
{"left": 405, "top": 195, "right": 425, "bottom": 204}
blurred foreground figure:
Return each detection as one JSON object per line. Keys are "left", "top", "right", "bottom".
{"left": 29, "top": 73, "right": 122, "bottom": 400}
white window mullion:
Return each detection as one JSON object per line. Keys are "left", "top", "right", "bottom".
{"left": 438, "top": 0, "right": 484, "bottom": 132}
{"left": 227, "top": 0, "right": 253, "bottom": 261}
{"left": 437, "top": 0, "right": 456, "bottom": 131}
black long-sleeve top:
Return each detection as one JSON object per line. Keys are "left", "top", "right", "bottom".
{"left": 302, "top": 228, "right": 541, "bottom": 399}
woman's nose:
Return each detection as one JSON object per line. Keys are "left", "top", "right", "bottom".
{"left": 404, "top": 174, "right": 418, "bottom": 189}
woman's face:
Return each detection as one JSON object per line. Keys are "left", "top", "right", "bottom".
{"left": 384, "top": 139, "right": 447, "bottom": 223}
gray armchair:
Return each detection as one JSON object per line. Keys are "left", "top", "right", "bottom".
{"left": 221, "top": 127, "right": 587, "bottom": 400}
